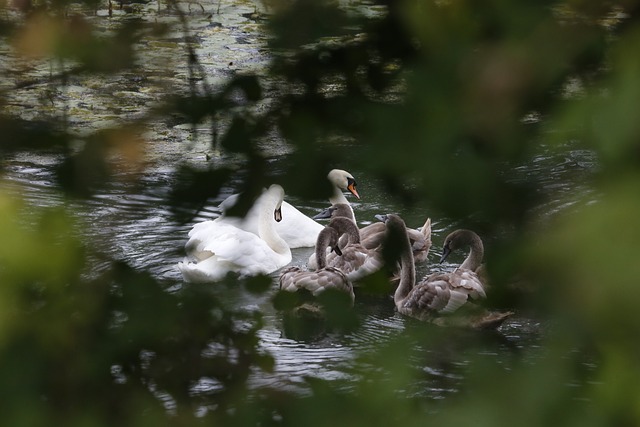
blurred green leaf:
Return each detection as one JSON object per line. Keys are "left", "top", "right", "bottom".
{"left": 4, "top": 0, "right": 640, "bottom": 425}
{"left": 243, "top": 274, "right": 273, "bottom": 295}
{"left": 168, "top": 165, "right": 232, "bottom": 223}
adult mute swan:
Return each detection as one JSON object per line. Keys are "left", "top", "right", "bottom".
{"left": 216, "top": 169, "right": 360, "bottom": 248}
{"left": 379, "top": 214, "right": 512, "bottom": 329}
{"left": 178, "top": 184, "right": 291, "bottom": 283}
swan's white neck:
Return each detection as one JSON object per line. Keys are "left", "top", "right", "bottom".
{"left": 258, "top": 194, "right": 289, "bottom": 257}
{"left": 329, "top": 188, "right": 349, "bottom": 205}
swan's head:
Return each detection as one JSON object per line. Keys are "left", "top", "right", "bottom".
{"left": 377, "top": 214, "right": 411, "bottom": 266}
{"left": 440, "top": 229, "right": 481, "bottom": 263}
{"left": 317, "top": 226, "right": 342, "bottom": 256}
{"left": 375, "top": 213, "right": 404, "bottom": 231}
{"left": 328, "top": 216, "right": 359, "bottom": 238}
{"left": 327, "top": 169, "right": 359, "bottom": 199}
{"left": 326, "top": 227, "right": 343, "bottom": 256}
{"left": 312, "top": 203, "right": 353, "bottom": 220}
{"left": 374, "top": 213, "right": 402, "bottom": 226}
{"left": 268, "top": 184, "right": 285, "bottom": 223}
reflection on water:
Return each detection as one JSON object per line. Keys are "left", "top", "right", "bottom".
{"left": 0, "top": 142, "right": 596, "bottom": 398}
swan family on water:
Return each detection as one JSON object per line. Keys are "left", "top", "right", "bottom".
{"left": 178, "top": 169, "right": 513, "bottom": 330}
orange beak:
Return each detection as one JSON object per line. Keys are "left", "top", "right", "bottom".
{"left": 347, "top": 182, "right": 360, "bottom": 199}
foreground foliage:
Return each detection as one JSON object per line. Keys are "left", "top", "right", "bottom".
{"left": 1, "top": 0, "right": 640, "bottom": 425}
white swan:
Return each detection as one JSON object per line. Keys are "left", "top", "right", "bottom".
{"left": 178, "top": 184, "right": 292, "bottom": 283}
{"left": 379, "top": 214, "right": 512, "bottom": 329}
{"left": 215, "top": 169, "right": 360, "bottom": 248}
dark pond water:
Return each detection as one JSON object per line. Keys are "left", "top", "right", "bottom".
{"left": 2, "top": 140, "right": 597, "bottom": 400}
{"left": 0, "top": 0, "right": 599, "bottom": 405}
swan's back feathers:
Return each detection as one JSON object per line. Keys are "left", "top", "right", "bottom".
{"left": 184, "top": 220, "right": 227, "bottom": 260}
{"left": 328, "top": 243, "right": 383, "bottom": 282}
{"left": 201, "top": 226, "right": 289, "bottom": 269}
{"left": 321, "top": 216, "right": 383, "bottom": 282}
{"left": 397, "top": 262, "right": 501, "bottom": 326}
{"left": 218, "top": 195, "right": 323, "bottom": 248}
{"left": 308, "top": 242, "right": 383, "bottom": 279}
{"left": 400, "top": 267, "right": 509, "bottom": 328}
{"left": 420, "top": 217, "right": 432, "bottom": 240}
{"left": 179, "top": 223, "right": 292, "bottom": 282}
{"left": 411, "top": 218, "right": 432, "bottom": 263}
{"left": 362, "top": 216, "right": 432, "bottom": 263}
{"left": 276, "top": 201, "right": 324, "bottom": 247}
{"left": 278, "top": 216, "right": 355, "bottom": 306}
{"left": 359, "top": 222, "right": 386, "bottom": 249}
{"left": 400, "top": 283, "right": 444, "bottom": 312}
{"left": 279, "top": 266, "right": 354, "bottom": 302}
{"left": 452, "top": 268, "right": 487, "bottom": 299}
{"left": 421, "top": 268, "right": 486, "bottom": 299}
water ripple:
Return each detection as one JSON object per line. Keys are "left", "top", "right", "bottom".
{"left": 1, "top": 153, "right": 563, "bottom": 398}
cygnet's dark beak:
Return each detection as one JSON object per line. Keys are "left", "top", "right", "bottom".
{"left": 374, "top": 214, "right": 388, "bottom": 223}
{"left": 274, "top": 207, "right": 283, "bottom": 222}
{"left": 439, "top": 246, "right": 451, "bottom": 263}
{"left": 312, "top": 207, "right": 333, "bottom": 220}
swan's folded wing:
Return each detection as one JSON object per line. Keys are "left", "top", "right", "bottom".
{"left": 307, "top": 247, "right": 337, "bottom": 270}
{"left": 280, "top": 268, "right": 353, "bottom": 300}
{"left": 200, "top": 226, "right": 288, "bottom": 274}
{"left": 329, "top": 245, "right": 382, "bottom": 281}
{"left": 359, "top": 222, "right": 386, "bottom": 250}
{"left": 419, "top": 217, "right": 432, "bottom": 241}
{"left": 407, "top": 218, "right": 432, "bottom": 263}
{"left": 185, "top": 221, "right": 235, "bottom": 259}
{"left": 401, "top": 283, "right": 447, "bottom": 316}
{"left": 274, "top": 201, "right": 324, "bottom": 248}
{"left": 448, "top": 268, "right": 486, "bottom": 299}
{"left": 409, "top": 268, "right": 486, "bottom": 315}
{"left": 217, "top": 193, "right": 240, "bottom": 212}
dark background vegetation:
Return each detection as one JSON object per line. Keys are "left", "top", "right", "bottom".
{"left": 1, "top": 0, "right": 640, "bottom": 425}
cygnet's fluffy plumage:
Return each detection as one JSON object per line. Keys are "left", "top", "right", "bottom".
{"left": 319, "top": 217, "right": 383, "bottom": 282}
{"left": 279, "top": 226, "right": 354, "bottom": 304}
{"left": 380, "top": 214, "right": 512, "bottom": 329}
{"left": 314, "top": 203, "right": 432, "bottom": 264}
